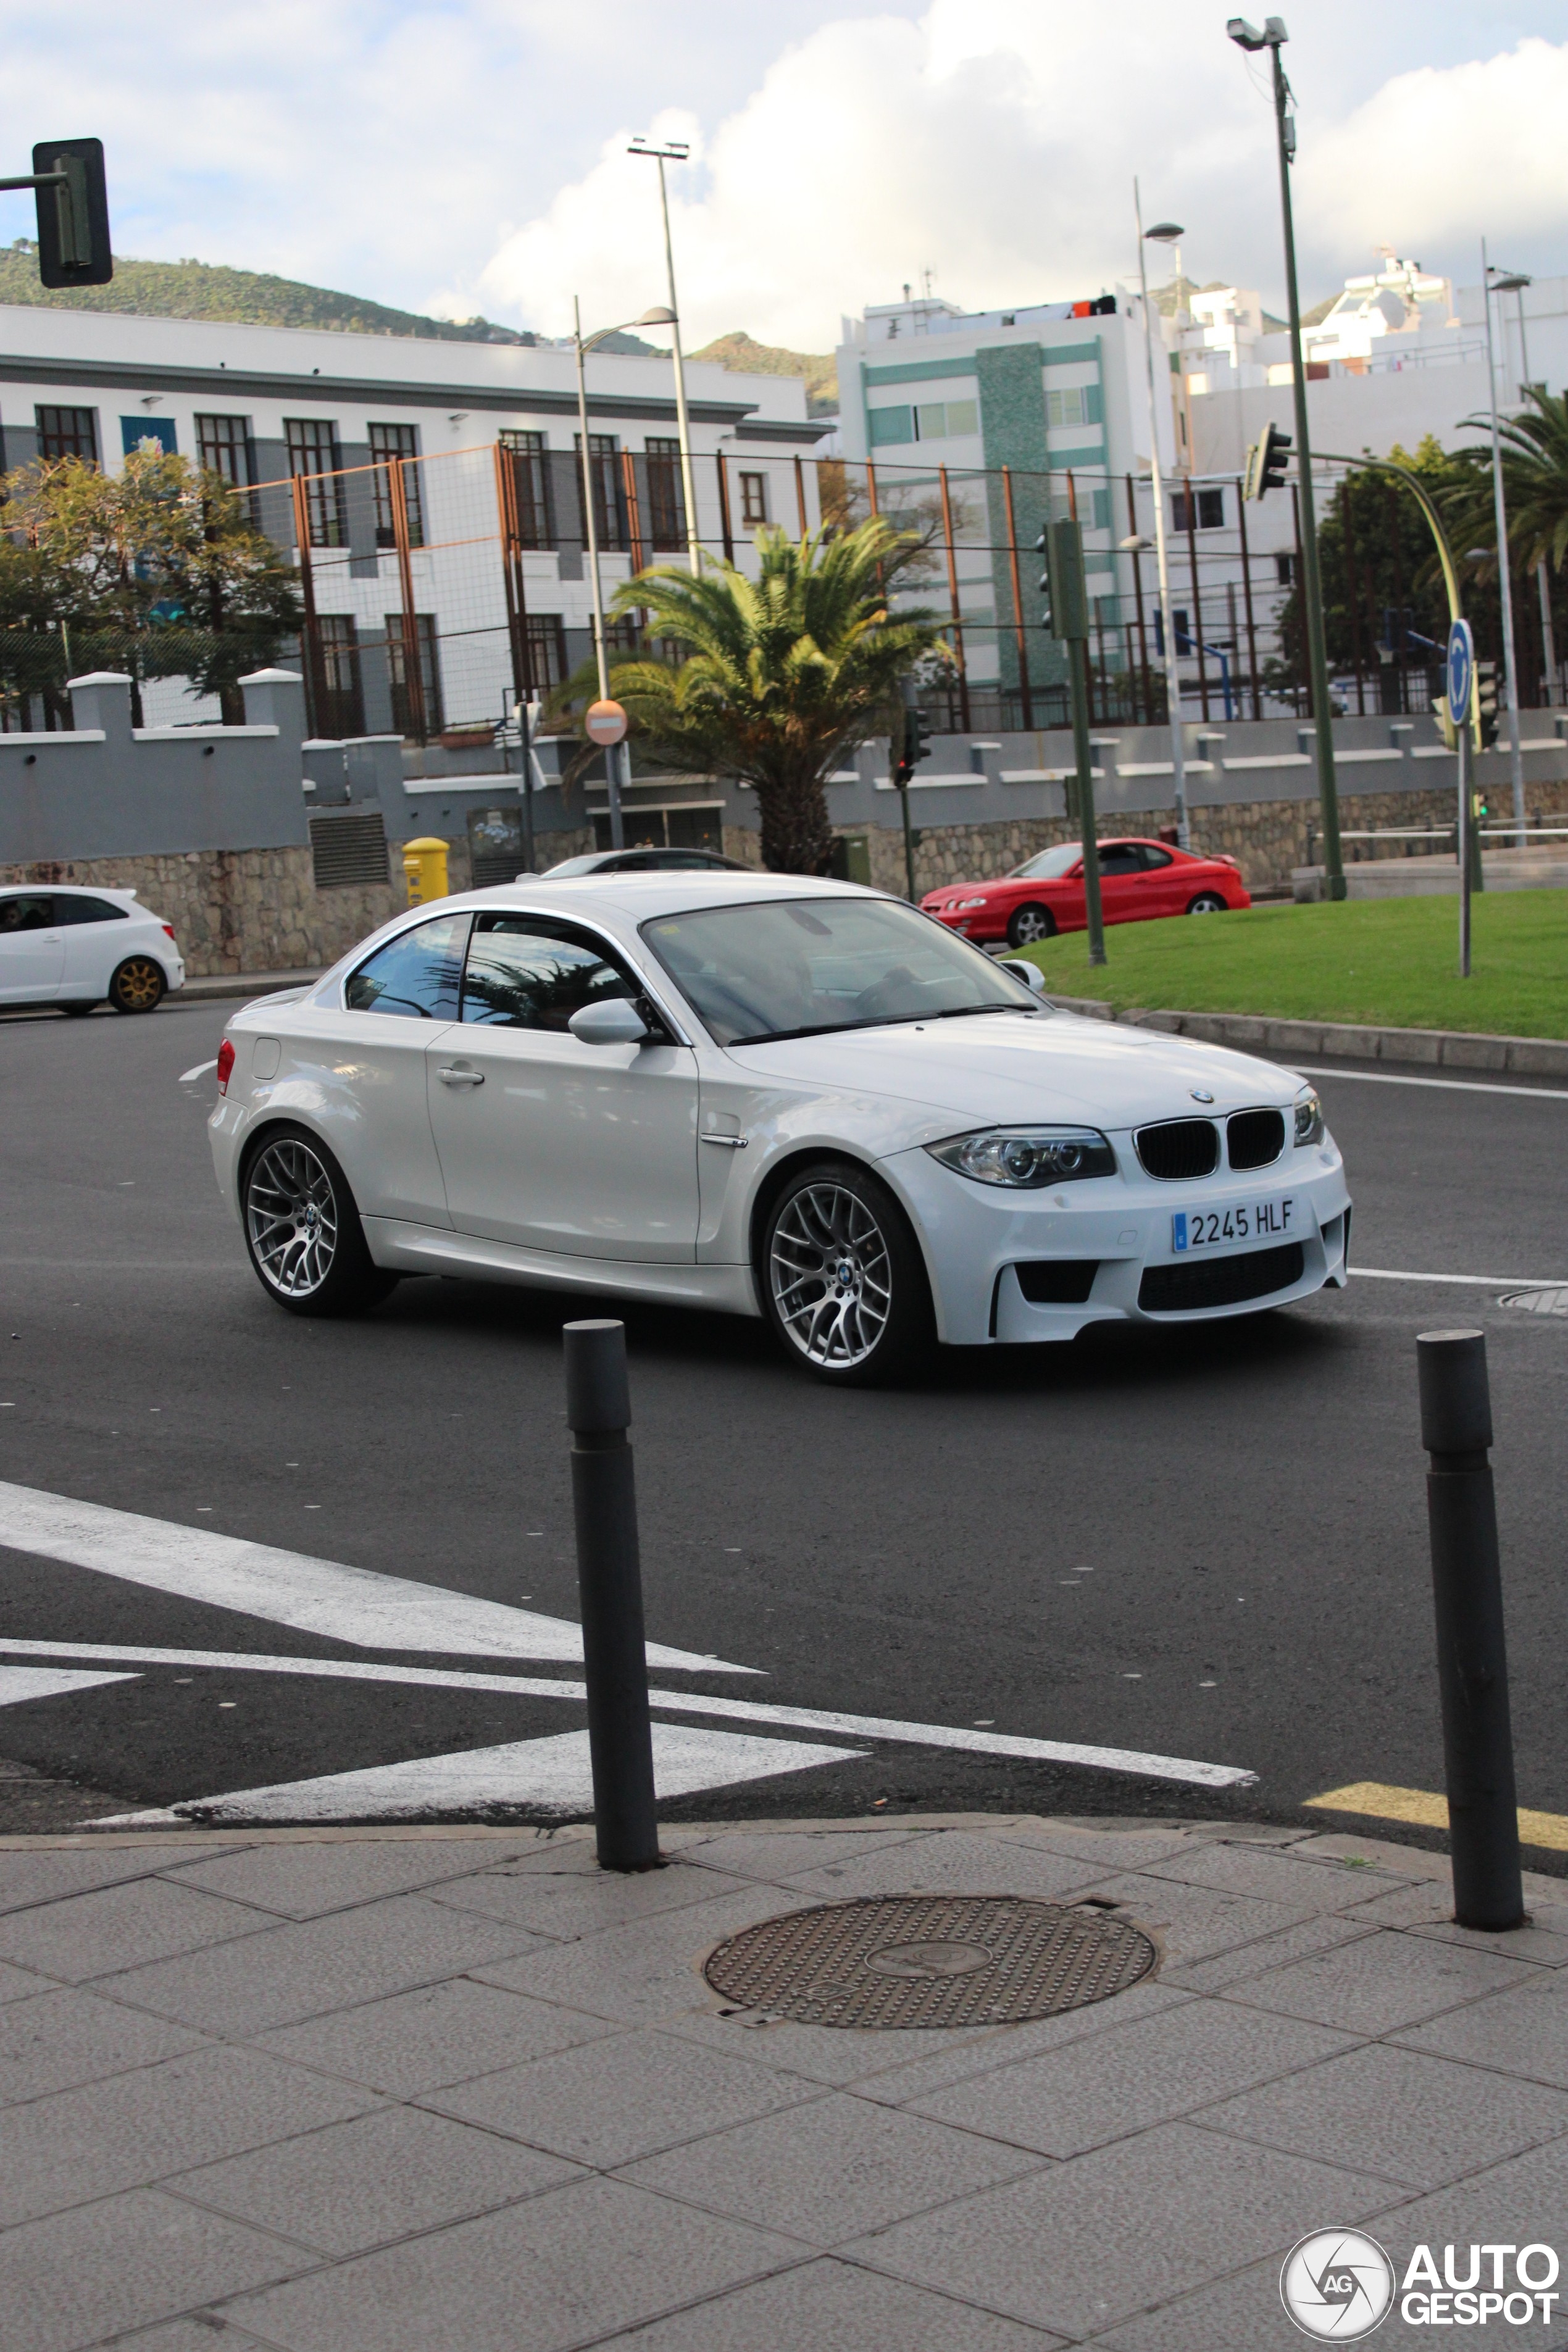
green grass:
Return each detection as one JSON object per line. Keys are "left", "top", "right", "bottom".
{"left": 1016, "top": 891, "right": 1568, "bottom": 1040}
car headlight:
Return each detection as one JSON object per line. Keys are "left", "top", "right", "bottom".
{"left": 954, "top": 896, "right": 988, "bottom": 910}
{"left": 1293, "top": 1087, "right": 1323, "bottom": 1146}
{"left": 927, "top": 1126, "right": 1117, "bottom": 1187}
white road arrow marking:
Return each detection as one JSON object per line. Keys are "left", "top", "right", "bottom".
{"left": 0, "top": 1482, "right": 755, "bottom": 1674}
{"left": 94, "top": 1724, "right": 860, "bottom": 1827}
{"left": 0, "top": 1665, "right": 138, "bottom": 1705}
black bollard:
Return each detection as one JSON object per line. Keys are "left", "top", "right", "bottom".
{"left": 563, "top": 1319, "right": 661, "bottom": 1873}
{"left": 1417, "top": 1329, "right": 1524, "bottom": 1931}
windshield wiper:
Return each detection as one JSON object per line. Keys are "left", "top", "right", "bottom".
{"left": 931, "top": 1003, "right": 1025, "bottom": 1020}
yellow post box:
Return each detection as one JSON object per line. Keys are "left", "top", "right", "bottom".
{"left": 401, "top": 836, "right": 449, "bottom": 906}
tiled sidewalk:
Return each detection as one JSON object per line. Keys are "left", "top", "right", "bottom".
{"left": 0, "top": 1812, "right": 1566, "bottom": 2352}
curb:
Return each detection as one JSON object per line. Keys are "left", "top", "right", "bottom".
{"left": 179, "top": 969, "right": 322, "bottom": 1003}
{"left": 1048, "top": 995, "right": 1568, "bottom": 1081}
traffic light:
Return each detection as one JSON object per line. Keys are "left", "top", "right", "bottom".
{"left": 1036, "top": 526, "right": 1051, "bottom": 632}
{"left": 1474, "top": 659, "right": 1499, "bottom": 751}
{"left": 893, "top": 703, "right": 932, "bottom": 787}
{"left": 31, "top": 139, "right": 112, "bottom": 288}
{"left": 1045, "top": 519, "right": 1088, "bottom": 641}
{"left": 1243, "top": 420, "right": 1292, "bottom": 501}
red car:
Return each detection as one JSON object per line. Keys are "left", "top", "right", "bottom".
{"left": 922, "top": 836, "right": 1249, "bottom": 948}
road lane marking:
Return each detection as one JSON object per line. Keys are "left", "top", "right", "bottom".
{"left": 94, "top": 1724, "right": 861, "bottom": 1827}
{"left": 0, "top": 1481, "right": 753, "bottom": 1675}
{"left": 0, "top": 1638, "right": 1255, "bottom": 1790}
{"left": 1306, "top": 1780, "right": 1568, "bottom": 1853}
{"left": 1351, "top": 1269, "right": 1567, "bottom": 1288}
{"left": 0, "top": 1666, "right": 138, "bottom": 1706}
{"left": 1301, "top": 1067, "right": 1568, "bottom": 1102}
{"left": 178, "top": 1060, "right": 218, "bottom": 1083}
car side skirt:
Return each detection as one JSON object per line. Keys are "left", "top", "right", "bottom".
{"left": 364, "top": 1217, "right": 762, "bottom": 1317}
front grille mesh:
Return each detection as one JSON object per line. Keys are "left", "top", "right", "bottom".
{"left": 1135, "top": 1118, "right": 1219, "bottom": 1181}
{"left": 1227, "top": 1108, "right": 1285, "bottom": 1170}
{"left": 1015, "top": 1260, "right": 1099, "bottom": 1306}
{"left": 1140, "top": 1241, "right": 1304, "bottom": 1313}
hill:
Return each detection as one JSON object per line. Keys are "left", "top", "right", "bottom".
{"left": 0, "top": 241, "right": 531, "bottom": 344}
{"left": 691, "top": 330, "right": 838, "bottom": 415}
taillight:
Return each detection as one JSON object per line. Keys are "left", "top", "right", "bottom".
{"left": 216, "top": 1039, "right": 235, "bottom": 1096}
{"left": 162, "top": 924, "right": 177, "bottom": 940}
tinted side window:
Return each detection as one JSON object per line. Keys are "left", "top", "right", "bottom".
{"left": 1095, "top": 844, "right": 1143, "bottom": 877}
{"left": 461, "top": 916, "right": 636, "bottom": 1031}
{"left": 54, "top": 896, "right": 130, "bottom": 925}
{"left": 1138, "top": 847, "right": 1174, "bottom": 870}
{"left": 345, "top": 911, "right": 470, "bottom": 1018}
{"left": 0, "top": 895, "right": 54, "bottom": 934}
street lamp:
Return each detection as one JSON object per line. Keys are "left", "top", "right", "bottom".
{"left": 1482, "top": 256, "right": 1531, "bottom": 841}
{"left": 1133, "top": 196, "right": 1191, "bottom": 846}
{"left": 573, "top": 300, "right": 676, "bottom": 848}
{"left": 629, "top": 138, "right": 701, "bottom": 578}
{"left": 1227, "top": 14, "right": 1345, "bottom": 899}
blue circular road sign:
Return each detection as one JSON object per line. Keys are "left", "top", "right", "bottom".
{"left": 1446, "top": 619, "right": 1474, "bottom": 725}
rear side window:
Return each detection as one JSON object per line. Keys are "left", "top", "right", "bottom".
{"left": 54, "top": 896, "right": 130, "bottom": 925}
{"left": 0, "top": 894, "right": 54, "bottom": 933}
{"left": 1095, "top": 844, "right": 1143, "bottom": 877}
{"left": 345, "top": 911, "right": 470, "bottom": 1019}
{"left": 461, "top": 915, "right": 636, "bottom": 1030}
{"left": 1138, "top": 846, "right": 1174, "bottom": 870}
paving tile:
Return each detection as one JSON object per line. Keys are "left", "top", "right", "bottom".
{"left": 1086, "top": 1872, "right": 1319, "bottom": 1968}
{"left": 170, "top": 2104, "right": 580, "bottom": 2255}
{"left": 908, "top": 2000, "right": 1354, "bottom": 2158}
{"left": 224, "top": 2175, "right": 804, "bottom": 2352}
{"left": 1199, "top": 2041, "right": 1568, "bottom": 2189}
{"left": 1359, "top": 2133, "right": 1568, "bottom": 2343}
{"left": 622, "top": 2087, "right": 1041, "bottom": 2242}
{"left": 1394, "top": 1972, "right": 1568, "bottom": 2089}
{"left": 254, "top": 1974, "right": 619, "bottom": 2098}
{"left": 781, "top": 1829, "right": 1100, "bottom": 1902}
{"left": 0, "top": 2185, "right": 306, "bottom": 2352}
{"left": 0, "top": 1985, "right": 206, "bottom": 2106}
{"left": 993, "top": 1820, "right": 1222, "bottom": 1873}
{"left": 473, "top": 1883, "right": 805, "bottom": 2027}
{"left": 847, "top": 2119, "right": 1398, "bottom": 2338}
{"left": 1140, "top": 1841, "right": 1409, "bottom": 1912}
{"left": 1225, "top": 1925, "right": 1540, "bottom": 2035}
{"left": 0, "top": 1954, "right": 66, "bottom": 2004}
{"left": 94, "top": 1893, "right": 545, "bottom": 2035}
{"left": 109, "top": 2323, "right": 277, "bottom": 2352}
{"left": 854, "top": 1981, "right": 1196, "bottom": 2110}
{"left": 425, "top": 2023, "right": 819, "bottom": 2169}
{"left": 591, "top": 2254, "right": 1065, "bottom": 2348}
{"left": 161, "top": 1836, "right": 543, "bottom": 1919}
{"left": 1093, "top": 2251, "right": 1354, "bottom": 2351}
{"left": 0, "top": 1875, "right": 270, "bottom": 1984}
{"left": 673, "top": 1828, "right": 926, "bottom": 1885}
{"left": 1347, "top": 1881, "right": 1568, "bottom": 1965}
{"left": 0, "top": 2041, "right": 379, "bottom": 2227}
{"left": 426, "top": 1855, "right": 760, "bottom": 1940}
{"left": 1158, "top": 1912, "right": 1377, "bottom": 1993}
{"left": 0, "top": 1846, "right": 235, "bottom": 1918}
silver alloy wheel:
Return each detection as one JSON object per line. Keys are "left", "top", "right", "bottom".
{"left": 770, "top": 1182, "right": 893, "bottom": 1367}
{"left": 1188, "top": 893, "right": 1226, "bottom": 914}
{"left": 246, "top": 1137, "right": 340, "bottom": 1298}
{"left": 1010, "top": 906, "right": 1053, "bottom": 943}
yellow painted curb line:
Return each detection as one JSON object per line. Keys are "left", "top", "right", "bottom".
{"left": 1307, "top": 1781, "right": 1568, "bottom": 1854}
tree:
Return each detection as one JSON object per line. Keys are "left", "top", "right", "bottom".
{"left": 572, "top": 519, "right": 951, "bottom": 873}
{"left": 0, "top": 448, "right": 302, "bottom": 724}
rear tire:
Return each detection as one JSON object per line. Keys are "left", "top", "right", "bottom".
{"left": 759, "top": 1157, "right": 933, "bottom": 1387}
{"left": 1006, "top": 902, "right": 1056, "bottom": 948}
{"left": 1186, "top": 892, "right": 1227, "bottom": 915}
{"left": 61, "top": 1001, "right": 98, "bottom": 1018}
{"left": 240, "top": 1124, "right": 398, "bottom": 1318}
{"left": 109, "top": 956, "right": 165, "bottom": 1013}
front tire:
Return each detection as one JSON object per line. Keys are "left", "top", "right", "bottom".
{"left": 1006, "top": 902, "right": 1056, "bottom": 948}
{"left": 109, "top": 956, "right": 165, "bottom": 1013}
{"left": 760, "top": 1158, "right": 933, "bottom": 1385}
{"left": 240, "top": 1125, "right": 398, "bottom": 1318}
{"left": 1186, "top": 892, "right": 1227, "bottom": 914}
{"left": 61, "top": 1001, "right": 98, "bottom": 1018}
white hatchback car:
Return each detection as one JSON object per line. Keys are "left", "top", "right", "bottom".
{"left": 209, "top": 875, "right": 1351, "bottom": 1383}
{"left": 0, "top": 885, "right": 185, "bottom": 1015}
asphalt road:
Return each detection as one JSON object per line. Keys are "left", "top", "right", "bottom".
{"left": 1, "top": 995, "right": 1564, "bottom": 1857}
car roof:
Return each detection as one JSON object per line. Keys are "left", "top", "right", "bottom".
{"left": 449, "top": 872, "right": 881, "bottom": 922}
{"left": 4, "top": 881, "right": 140, "bottom": 901}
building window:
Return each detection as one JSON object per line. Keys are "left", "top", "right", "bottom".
{"left": 644, "top": 436, "right": 685, "bottom": 549}
{"left": 314, "top": 615, "right": 366, "bottom": 738}
{"left": 499, "top": 430, "right": 553, "bottom": 550}
{"left": 1276, "top": 552, "right": 1297, "bottom": 586}
{"left": 369, "top": 423, "right": 423, "bottom": 549}
{"left": 911, "top": 398, "right": 978, "bottom": 441}
{"left": 286, "top": 419, "right": 346, "bottom": 549}
{"left": 36, "top": 406, "right": 98, "bottom": 463}
{"left": 738, "top": 472, "right": 769, "bottom": 527}
{"left": 120, "top": 415, "right": 177, "bottom": 458}
{"left": 573, "top": 433, "right": 625, "bottom": 551}
{"left": 523, "top": 614, "right": 568, "bottom": 694}
{"left": 1173, "top": 486, "right": 1225, "bottom": 532}
{"left": 385, "top": 613, "right": 443, "bottom": 736}
{"left": 868, "top": 404, "right": 913, "bottom": 448}
{"left": 195, "top": 414, "right": 254, "bottom": 489}
{"left": 602, "top": 618, "right": 641, "bottom": 658}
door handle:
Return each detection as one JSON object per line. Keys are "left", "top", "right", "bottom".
{"left": 437, "top": 1064, "right": 485, "bottom": 1086}
{"left": 700, "top": 1133, "right": 748, "bottom": 1148}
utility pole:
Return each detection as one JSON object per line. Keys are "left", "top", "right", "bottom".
{"left": 1133, "top": 187, "right": 1190, "bottom": 849}
{"left": 630, "top": 138, "right": 702, "bottom": 577}
{"left": 1481, "top": 249, "right": 1529, "bottom": 845}
{"left": 1227, "top": 19, "right": 1345, "bottom": 900}
{"left": 1041, "top": 519, "right": 1106, "bottom": 965}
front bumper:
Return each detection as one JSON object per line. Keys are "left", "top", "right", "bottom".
{"left": 880, "top": 1130, "right": 1352, "bottom": 1345}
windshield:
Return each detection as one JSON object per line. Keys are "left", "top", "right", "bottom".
{"left": 1012, "top": 844, "right": 1082, "bottom": 880}
{"left": 643, "top": 895, "right": 1040, "bottom": 1046}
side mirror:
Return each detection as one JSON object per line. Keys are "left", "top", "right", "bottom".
{"left": 997, "top": 957, "right": 1048, "bottom": 996}
{"left": 569, "top": 996, "right": 651, "bottom": 1046}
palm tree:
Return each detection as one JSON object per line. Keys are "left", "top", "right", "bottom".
{"left": 1439, "top": 388, "right": 1568, "bottom": 580}
{"left": 596, "top": 518, "right": 950, "bottom": 874}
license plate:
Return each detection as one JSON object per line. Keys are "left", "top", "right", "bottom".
{"left": 1172, "top": 1196, "right": 1296, "bottom": 1253}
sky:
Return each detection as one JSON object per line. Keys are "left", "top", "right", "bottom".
{"left": 8, "top": 1, "right": 1568, "bottom": 351}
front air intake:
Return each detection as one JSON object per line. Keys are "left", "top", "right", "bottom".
{"left": 1227, "top": 1108, "right": 1285, "bottom": 1170}
{"left": 1135, "top": 1119, "right": 1219, "bottom": 1181}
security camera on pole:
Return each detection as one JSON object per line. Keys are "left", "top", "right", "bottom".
{"left": 1040, "top": 518, "right": 1106, "bottom": 967}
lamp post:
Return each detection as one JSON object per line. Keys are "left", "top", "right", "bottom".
{"left": 573, "top": 299, "right": 676, "bottom": 848}
{"left": 1483, "top": 255, "right": 1530, "bottom": 844}
{"left": 629, "top": 138, "right": 702, "bottom": 578}
{"left": 1227, "top": 16, "right": 1345, "bottom": 900}
{"left": 1132, "top": 191, "right": 1190, "bottom": 848}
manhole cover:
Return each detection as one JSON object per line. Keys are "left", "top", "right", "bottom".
{"left": 704, "top": 1895, "right": 1156, "bottom": 2030}
{"left": 1503, "top": 1286, "right": 1568, "bottom": 1317}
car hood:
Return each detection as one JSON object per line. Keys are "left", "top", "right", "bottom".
{"left": 724, "top": 1010, "right": 1302, "bottom": 1129}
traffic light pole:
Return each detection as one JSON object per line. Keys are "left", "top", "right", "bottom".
{"left": 1457, "top": 722, "right": 1471, "bottom": 980}
{"left": 1068, "top": 637, "right": 1106, "bottom": 967}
